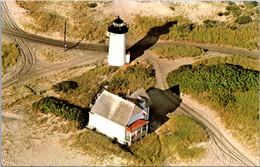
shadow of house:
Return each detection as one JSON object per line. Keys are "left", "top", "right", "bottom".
{"left": 147, "top": 87, "right": 182, "bottom": 132}
{"left": 127, "top": 21, "right": 177, "bottom": 62}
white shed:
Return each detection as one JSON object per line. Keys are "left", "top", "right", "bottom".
{"left": 88, "top": 88, "right": 152, "bottom": 145}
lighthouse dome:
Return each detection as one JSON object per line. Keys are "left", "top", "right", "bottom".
{"left": 108, "top": 16, "right": 128, "bottom": 34}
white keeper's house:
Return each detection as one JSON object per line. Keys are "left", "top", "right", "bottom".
{"left": 88, "top": 88, "right": 152, "bottom": 145}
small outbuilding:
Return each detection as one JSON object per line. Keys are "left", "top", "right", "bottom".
{"left": 88, "top": 88, "right": 152, "bottom": 145}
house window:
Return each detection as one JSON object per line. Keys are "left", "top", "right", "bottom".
{"left": 143, "top": 125, "right": 147, "bottom": 131}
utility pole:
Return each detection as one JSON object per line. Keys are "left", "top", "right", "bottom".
{"left": 63, "top": 20, "right": 67, "bottom": 51}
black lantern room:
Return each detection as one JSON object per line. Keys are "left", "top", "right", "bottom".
{"left": 107, "top": 16, "right": 128, "bottom": 34}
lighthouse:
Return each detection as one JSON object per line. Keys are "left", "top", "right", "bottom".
{"left": 106, "top": 16, "right": 129, "bottom": 66}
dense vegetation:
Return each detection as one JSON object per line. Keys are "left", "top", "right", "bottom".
{"left": 1, "top": 43, "right": 20, "bottom": 71}
{"left": 70, "top": 114, "right": 209, "bottom": 165}
{"left": 193, "top": 55, "right": 259, "bottom": 71}
{"left": 235, "top": 16, "right": 253, "bottom": 24}
{"left": 167, "top": 64, "right": 259, "bottom": 149}
{"left": 52, "top": 81, "right": 78, "bottom": 93}
{"left": 153, "top": 46, "right": 205, "bottom": 60}
{"left": 32, "top": 96, "right": 88, "bottom": 129}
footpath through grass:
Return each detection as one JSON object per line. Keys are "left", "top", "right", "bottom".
{"left": 167, "top": 63, "right": 259, "bottom": 151}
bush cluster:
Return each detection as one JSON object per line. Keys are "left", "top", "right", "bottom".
{"left": 32, "top": 96, "right": 88, "bottom": 129}
{"left": 52, "top": 81, "right": 78, "bottom": 93}
{"left": 153, "top": 46, "right": 205, "bottom": 60}
{"left": 226, "top": 5, "right": 242, "bottom": 17}
{"left": 167, "top": 63, "right": 259, "bottom": 148}
{"left": 167, "top": 64, "right": 258, "bottom": 107}
{"left": 1, "top": 43, "right": 20, "bottom": 71}
{"left": 235, "top": 16, "right": 252, "bottom": 24}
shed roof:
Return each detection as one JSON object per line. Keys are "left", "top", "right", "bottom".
{"left": 90, "top": 90, "right": 142, "bottom": 127}
{"left": 128, "top": 88, "right": 153, "bottom": 107}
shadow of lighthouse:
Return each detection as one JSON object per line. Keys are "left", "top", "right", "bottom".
{"left": 127, "top": 21, "right": 177, "bottom": 62}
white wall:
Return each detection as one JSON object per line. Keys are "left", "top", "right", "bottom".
{"left": 108, "top": 33, "right": 126, "bottom": 66}
{"left": 89, "top": 113, "right": 126, "bottom": 144}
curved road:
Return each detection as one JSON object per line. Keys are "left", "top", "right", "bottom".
{"left": 1, "top": 1, "right": 258, "bottom": 166}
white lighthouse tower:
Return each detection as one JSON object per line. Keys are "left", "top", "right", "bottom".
{"left": 106, "top": 16, "right": 129, "bottom": 66}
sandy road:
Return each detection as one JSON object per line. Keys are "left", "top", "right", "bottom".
{"left": 1, "top": 0, "right": 107, "bottom": 89}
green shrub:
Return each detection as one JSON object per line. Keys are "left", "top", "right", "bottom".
{"left": 177, "top": 23, "right": 194, "bottom": 34}
{"left": 235, "top": 16, "right": 252, "bottom": 24}
{"left": 153, "top": 46, "right": 205, "bottom": 60}
{"left": 243, "top": 1, "right": 258, "bottom": 9}
{"left": 52, "top": 81, "right": 78, "bottom": 93}
{"left": 1, "top": 43, "right": 20, "bottom": 71}
{"left": 217, "top": 12, "right": 223, "bottom": 16}
{"left": 227, "top": 1, "right": 235, "bottom": 6}
{"left": 32, "top": 96, "right": 88, "bottom": 128}
{"left": 203, "top": 19, "right": 217, "bottom": 28}
{"left": 87, "top": 2, "right": 97, "bottom": 8}
{"left": 226, "top": 5, "right": 242, "bottom": 17}
{"left": 224, "top": 11, "right": 230, "bottom": 16}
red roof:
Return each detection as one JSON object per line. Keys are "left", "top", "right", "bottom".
{"left": 126, "top": 119, "right": 149, "bottom": 132}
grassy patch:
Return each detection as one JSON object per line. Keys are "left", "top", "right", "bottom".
{"left": 53, "top": 60, "right": 155, "bottom": 108}
{"left": 1, "top": 43, "right": 20, "bottom": 71}
{"left": 17, "top": 1, "right": 64, "bottom": 33}
{"left": 107, "top": 61, "right": 156, "bottom": 96}
{"left": 69, "top": 129, "right": 134, "bottom": 164}
{"left": 56, "top": 65, "right": 118, "bottom": 108}
{"left": 130, "top": 114, "right": 209, "bottom": 165}
{"left": 69, "top": 114, "right": 208, "bottom": 165}
{"left": 17, "top": 1, "right": 114, "bottom": 41}
{"left": 133, "top": 16, "right": 259, "bottom": 50}
{"left": 167, "top": 64, "right": 259, "bottom": 149}
{"left": 159, "top": 115, "right": 208, "bottom": 160}
{"left": 153, "top": 46, "right": 205, "bottom": 60}
{"left": 193, "top": 55, "right": 259, "bottom": 71}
